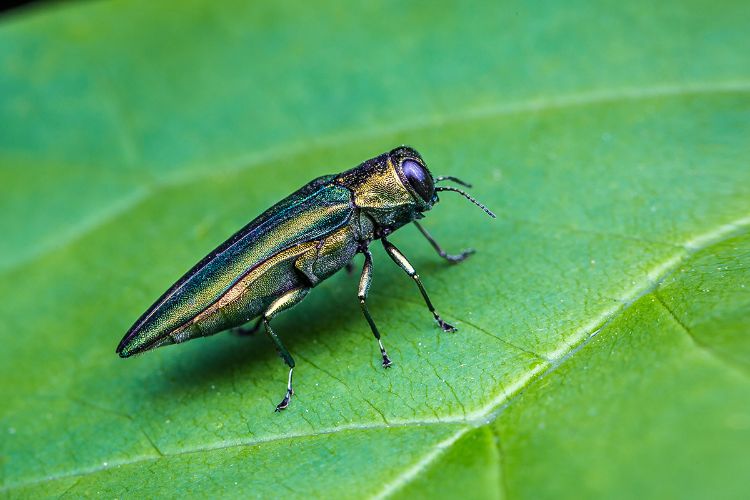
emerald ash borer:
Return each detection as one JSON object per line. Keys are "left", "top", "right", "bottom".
{"left": 117, "top": 146, "right": 495, "bottom": 411}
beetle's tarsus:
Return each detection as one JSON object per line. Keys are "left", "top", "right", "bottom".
{"left": 275, "top": 367, "right": 294, "bottom": 412}
{"left": 414, "top": 221, "right": 475, "bottom": 265}
{"left": 437, "top": 316, "right": 457, "bottom": 332}
{"left": 379, "top": 339, "right": 393, "bottom": 368}
{"left": 275, "top": 389, "right": 293, "bottom": 412}
{"left": 443, "top": 248, "right": 475, "bottom": 264}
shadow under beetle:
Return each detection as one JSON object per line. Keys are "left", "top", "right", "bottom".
{"left": 117, "top": 146, "right": 495, "bottom": 411}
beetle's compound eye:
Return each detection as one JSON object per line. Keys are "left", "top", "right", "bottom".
{"left": 402, "top": 159, "right": 434, "bottom": 202}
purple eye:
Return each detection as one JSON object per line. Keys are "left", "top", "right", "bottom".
{"left": 402, "top": 159, "right": 434, "bottom": 202}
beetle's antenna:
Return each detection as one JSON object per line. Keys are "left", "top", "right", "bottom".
{"left": 435, "top": 176, "right": 472, "bottom": 188}
{"left": 435, "top": 186, "right": 496, "bottom": 218}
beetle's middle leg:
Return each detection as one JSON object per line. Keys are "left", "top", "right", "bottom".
{"left": 358, "top": 249, "right": 392, "bottom": 368}
{"left": 262, "top": 286, "right": 309, "bottom": 412}
{"left": 413, "top": 221, "right": 474, "bottom": 264}
{"left": 381, "top": 237, "right": 456, "bottom": 332}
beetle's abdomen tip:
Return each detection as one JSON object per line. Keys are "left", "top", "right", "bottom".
{"left": 117, "top": 342, "right": 148, "bottom": 358}
{"left": 116, "top": 334, "right": 137, "bottom": 358}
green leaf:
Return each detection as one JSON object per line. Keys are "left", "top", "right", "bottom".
{"left": 1, "top": 1, "right": 748, "bottom": 498}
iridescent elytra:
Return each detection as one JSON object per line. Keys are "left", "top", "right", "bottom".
{"left": 116, "top": 146, "right": 495, "bottom": 411}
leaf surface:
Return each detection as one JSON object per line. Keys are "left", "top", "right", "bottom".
{"left": 1, "top": 1, "right": 748, "bottom": 498}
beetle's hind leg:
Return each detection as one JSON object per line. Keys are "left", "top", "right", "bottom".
{"left": 414, "top": 221, "right": 474, "bottom": 264}
{"left": 382, "top": 237, "right": 456, "bottom": 332}
{"left": 358, "top": 249, "right": 392, "bottom": 368}
{"left": 231, "top": 317, "right": 262, "bottom": 336}
{"left": 262, "top": 286, "right": 309, "bottom": 411}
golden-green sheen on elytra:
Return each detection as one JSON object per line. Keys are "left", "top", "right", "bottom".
{"left": 117, "top": 146, "right": 495, "bottom": 411}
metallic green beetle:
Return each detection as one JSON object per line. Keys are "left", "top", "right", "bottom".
{"left": 117, "top": 146, "right": 494, "bottom": 411}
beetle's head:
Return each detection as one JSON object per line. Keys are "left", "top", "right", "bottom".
{"left": 390, "top": 146, "right": 496, "bottom": 221}
{"left": 389, "top": 146, "right": 437, "bottom": 211}
{"left": 338, "top": 145, "right": 494, "bottom": 231}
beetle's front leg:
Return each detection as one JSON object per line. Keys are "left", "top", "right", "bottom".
{"left": 358, "top": 249, "right": 392, "bottom": 368}
{"left": 381, "top": 237, "right": 456, "bottom": 332}
{"left": 262, "top": 286, "right": 309, "bottom": 411}
{"left": 413, "top": 221, "right": 474, "bottom": 264}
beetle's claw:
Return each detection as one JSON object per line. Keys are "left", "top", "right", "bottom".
{"left": 377, "top": 339, "right": 392, "bottom": 368}
{"left": 438, "top": 319, "right": 457, "bottom": 332}
{"left": 382, "top": 354, "right": 393, "bottom": 368}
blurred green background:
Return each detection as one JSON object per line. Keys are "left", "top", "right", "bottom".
{"left": 1, "top": 1, "right": 749, "bottom": 498}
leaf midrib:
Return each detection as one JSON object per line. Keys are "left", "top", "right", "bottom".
{"left": 5, "top": 213, "right": 749, "bottom": 494}
{"left": 2, "top": 80, "right": 749, "bottom": 275}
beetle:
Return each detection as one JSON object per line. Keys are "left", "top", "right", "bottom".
{"left": 117, "top": 146, "right": 494, "bottom": 411}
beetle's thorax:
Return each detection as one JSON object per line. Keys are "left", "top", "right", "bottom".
{"left": 336, "top": 150, "right": 431, "bottom": 237}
